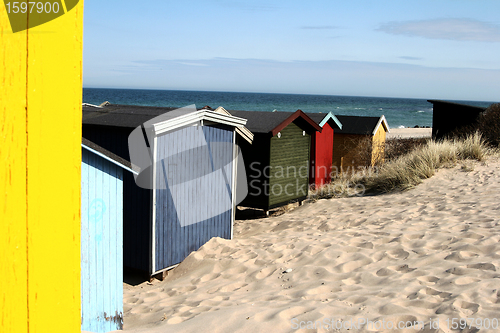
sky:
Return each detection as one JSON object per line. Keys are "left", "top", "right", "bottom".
{"left": 83, "top": 0, "right": 500, "bottom": 101}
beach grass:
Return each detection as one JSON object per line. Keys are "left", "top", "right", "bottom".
{"left": 309, "top": 132, "right": 495, "bottom": 200}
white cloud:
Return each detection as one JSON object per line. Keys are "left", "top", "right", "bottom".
{"left": 377, "top": 18, "right": 500, "bottom": 42}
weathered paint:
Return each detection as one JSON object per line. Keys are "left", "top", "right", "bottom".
{"left": 81, "top": 126, "right": 152, "bottom": 272}
{"left": 310, "top": 122, "right": 334, "bottom": 187}
{"left": 81, "top": 148, "right": 124, "bottom": 333}
{"left": 269, "top": 122, "right": 310, "bottom": 207}
{"left": 153, "top": 125, "right": 233, "bottom": 273}
{"left": 0, "top": 6, "right": 28, "bottom": 332}
{"left": 1, "top": 2, "right": 84, "bottom": 332}
{"left": 371, "top": 124, "right": 387, "bottom": 165}
{"left": 332, "top": 127, "right": 388, "bottom": 173}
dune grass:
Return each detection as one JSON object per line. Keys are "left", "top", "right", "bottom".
{"left": 309, "top": 132, "right": 495, "bottom": 200}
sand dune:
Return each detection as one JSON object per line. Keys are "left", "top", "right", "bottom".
{"left": 119, "top": 158, "right": 500, "bottom": 333}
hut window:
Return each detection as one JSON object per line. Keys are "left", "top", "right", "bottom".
{"left": 303, "top": 131, "right": 306, "bottom": 136}
{"left": 277, "top": 132, "right": 281, "bottom": 138}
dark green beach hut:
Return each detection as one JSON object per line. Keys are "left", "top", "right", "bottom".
{"left": 229, "top": 110, "right": 322, "bottom": 213}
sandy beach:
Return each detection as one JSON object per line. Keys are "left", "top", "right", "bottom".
{"left": 118, "top": 157, "right": 500, "bottom": 333}
{"left": 387, "top": 128, "right": 432, "bottom": 139}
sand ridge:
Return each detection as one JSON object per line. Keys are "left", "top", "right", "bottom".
{"left": 119, "top": 158, "right": 500, "bottom": 333}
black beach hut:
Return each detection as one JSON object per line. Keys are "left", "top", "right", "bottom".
{"left": 228, "top": 110, "right": 322, "bottom": 213}
{"left": 428, "top": 100, "right": 487, "bottom": 139}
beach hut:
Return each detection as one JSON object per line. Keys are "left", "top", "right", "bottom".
{"left": 428, "top": 100, "right": 487, "bottom": 139}
{"left": 82, "top": 104, "right": 250, "bottom": 278}
{"left": 228, "top": 110, "right": 322, "bottom": 213}
{"left": 332, "top": 115, "right": 389, "bottom": 173}
{"left": 306, "top": 112, "right": 343, "bottom": 188}
{"left": 81, "top": 138, "right": 137, "bottom": 332}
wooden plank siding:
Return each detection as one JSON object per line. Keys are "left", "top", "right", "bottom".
{"left": 371, "top": 125, "right": 387, "bottom": 166}
{"left": 269, "top": 122, "right": 310, "bottom": 207}
{"left": 81, "top": 149, "right": 124, "bottom": 332}
{"left": 1, "top": 3, "right": 84, "bottom": 332}
{"left": 82, "top": 126, "right": 152, "bottom": 273}
{"left": 310, "top": 122, "right": 334, "bottom": 188}
{"left": 332, "top": 129, "right": 388, "bottom": 174}
{"left": 1, "top": 11, "right": 29, "bottom": 331}
{"left": 153, "top": 125, "right": 234, "bottom": 273}
{"left": 332, "top": 133, "right": 370, "bottom": 173}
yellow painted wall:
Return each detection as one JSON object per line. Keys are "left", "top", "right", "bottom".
{"left": 371, "top": 125, "right": 387, "bottom": 166}
{"left": 332, "top": 125, "right": 388, "bottom": 175}
{"left": 0, "top": 8, "right": 28, "bottom": 332}
{"left": 1, "top": 2, "right": 83, "bottom": 332}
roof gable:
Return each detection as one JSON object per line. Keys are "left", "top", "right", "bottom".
{"left": 227, "top": 110, "right": 321, "bottom": 136}
{"left": 335, "top": 115, "right": 389, "bottom": 135}
{"left": 212, "top": 106, "right": 254, "bottom": 144}
{"left": 306, "top": 112, "right": 343, "bottom": 130}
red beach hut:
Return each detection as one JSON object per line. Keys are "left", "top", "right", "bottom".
{"left": 306, "top": 112, "right": 343, "bottom": 188}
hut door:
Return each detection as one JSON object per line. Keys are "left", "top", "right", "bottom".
{"left": 153, "top": 126, "right": 234, "bottom": 273}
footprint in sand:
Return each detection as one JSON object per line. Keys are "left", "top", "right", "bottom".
{"left": 445, "top": 266, "right": 470, "bottom": 275}
{"left": 390, "top": 264, "right": 416, "bottom": 273}
{"left": 467, "top": 263, "right": 496, "bottom": 271}
{"left": 255, "top": 267, "right": 277, "bottom": 279}
{"left": 422, "top": 287, "right": 452, "bottom": 298}
{"left": 376, "top": 268, "right": 395, "bottom": 277}
{"left": 219, "top": 281, "right": 248, "bottom": 292}
{"left": 454, "top": 276, "right": 480, "bottom": 285}
{"left": 417, "top": 275, "right": 439, "bottom": 284}
{"left": 452, "top": 299, "right": 480, "bottom": 314}
{"left": 444, "top": 251, "right": 466, "bottom": 262}
{"left": 388, "top": 248, "right": 410, "bottom": 260}
{"left": 200, "top": 273, "right": 221, "bottom": 282}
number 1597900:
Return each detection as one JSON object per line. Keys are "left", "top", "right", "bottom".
{"left": 5, "top": 2, "right": 61, "bottom": 14}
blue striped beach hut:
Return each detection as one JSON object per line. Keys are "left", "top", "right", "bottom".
{"left": 82, "top": 104, "right": 252, "bottom": 278}
{"left": 81, "top": 138, "right": 137, "bottom": 332}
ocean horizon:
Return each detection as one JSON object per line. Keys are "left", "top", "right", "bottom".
{"left": 83, "top": 88, "right": 496, "bottom": 128}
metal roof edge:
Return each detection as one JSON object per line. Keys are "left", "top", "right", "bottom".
{"left": 81, "top": 143, "right": 138, "bottom": 175}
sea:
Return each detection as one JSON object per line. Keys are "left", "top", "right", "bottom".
{"left": 83, "top": 88, "right": 496, "bottom": 129}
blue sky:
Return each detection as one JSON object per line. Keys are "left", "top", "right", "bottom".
{"left": 83, "top": 0, "right": 500, "bottom": 101}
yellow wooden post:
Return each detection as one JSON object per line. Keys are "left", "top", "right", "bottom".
{"left": 1, "top": 1, "right": 84, "bottom": 332}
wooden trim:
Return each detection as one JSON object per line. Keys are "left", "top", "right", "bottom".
{"left": 81, "top": 143, "right": 138, "bottom": 175}
{"left": 152, "top": 110, "right": 247, "bottom": 136}
{"left": 231, "top": 131, "right": 237, "bottom": 240}
{"left": 152, "top": 263, "right": 179, "bottom": 276}
{"left": 213, "top": 106, "right": 254, "bottom": 144}
{"left": 371, "top": 115, "right": 390, "bottom": 135}
{"left": 270, "top": 110, "right": 322, "bottom": 137}
{"left": 319, "top": 112, "right": 343, "bottom": 130}
{"left": 151, "top": 136, "right": 157, "bottom": 274}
